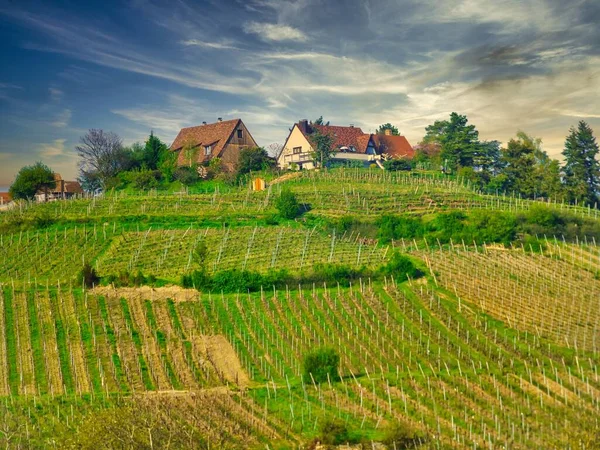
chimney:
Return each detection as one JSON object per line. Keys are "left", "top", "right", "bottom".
{"left": 202, "top": 121, "right": 207, "bottom": 125}
{"left": 384, "top": 128, "right": 392, "bottom": 136}
{"left": 298, "top": 119, "right": 308, "bottom": 134}
{"left": 217, "top": 117, "right": 222, "bottom": 122}
{"left": 349, "top": 124, "right": 354, "bottom": 128}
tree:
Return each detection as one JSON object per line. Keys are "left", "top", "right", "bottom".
{"left": 562, "top": 121, "right": 600, "bottom": 207}
{"left": 142, "top": 131, "right": 170, "bottom": 170}
{"left": 501, "top": 132, "right": 539, "bottom": 198}
{"left": 475, "top": 140, "right": 503, "bottom": 174}
{"left": 423, "top": 112, "right": 481, "bottom": 171}
{"left": 9, "top": 162, "right": 56, "bottom": 201}
{"left": 76, "top": 129, "right": 131, "bottom": 189}
{"left": 310, "top": 127, "right": 335, "bottom": 168}
{"left": 276, "top": 189, "right": 300, "bottom": 219}
{"left": 376, "top": 123, "right": 400, "bottom": 135}
{"left": 237, "top": 147, "right": 274, "bottom": 175}
{"left": 312, "top": 116, "right": 329, "bottom": 126}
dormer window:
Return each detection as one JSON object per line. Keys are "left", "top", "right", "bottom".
{"left": 204, "top": 145, "right": 212, "bottom": 156}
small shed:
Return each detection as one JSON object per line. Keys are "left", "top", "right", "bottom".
{"left": 252, "top": 178, "right": 266, "bottom": 191}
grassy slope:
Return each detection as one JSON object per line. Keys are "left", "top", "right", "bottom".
{"left": 0, "top": 169, "right": 598, "bottom": 448}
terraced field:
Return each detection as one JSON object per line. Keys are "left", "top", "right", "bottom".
{"left": 1, "top": 169, "right": 599, "bottom": 448}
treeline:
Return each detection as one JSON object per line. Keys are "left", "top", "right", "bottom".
{"left": 413, "top": 114, "right": 599, "bottom": 207}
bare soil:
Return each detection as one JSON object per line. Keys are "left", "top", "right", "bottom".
{"left": 91, "top": 285, "right": 199, "bottom": 302}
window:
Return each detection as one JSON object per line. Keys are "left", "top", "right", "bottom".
{"left": 237, "top": 129, "right": 243, "bottom": 139}
{"left": 293, "top": 146, "right": 302, "bottom": 154}
{"left": 204, "top": 145, "right": 212, "bottom": 156}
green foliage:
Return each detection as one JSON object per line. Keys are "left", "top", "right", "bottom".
{"left": 237, "top": 147, "right": 274, "bottom": 175}
{"left": 501, "top": 132, "right": 541, "bottom": 199}
{"left": 142, "top": 131, "right": 169, "bottom": 171}
{"left": 376, "top": 123, "right": 400, "bottom": 135}
{"left": 469, "top": 210, "right": 517, "bottom": 246}
{"left": 423, "top": 112, "right": 481, "bottom": 171}
{"left": 377, "top": 215, "right": 425, "bottom": 243}
{"left": 276, "top": 189, "right": 300, "bottom": 219}
{"left": 79, "top": 263, "right": 100, "bottom": 288}
{"left": 129, "top": 169, "right": 162, "bottom": 190}
{"left": 382, "top": 420, "right": 427, "bottom": 448}
{"left": 327, "top": 160, "right": 364, "bottom": 169}
{"left": 310, "top": 126, "right": 335, "bottom": 168}
{"left": 9, "top": 162, "right": 56, "bottom": 200}
{"left": 318, "top": 417, "right": 353, "bottom": 445}
{"left": 303, "top": 347, "right": 340, "bottom": 384}
{"left": 384, "top": 158, "right": 412, "bottom": 171}
{"left": 173, "top": 166, "right": 200, "bottom": 185}
{"left": 105, "top": 270, "right": 156, "bottom": 287}
{"left": 381, "top": 253, "right": 423, "bottom": 281}
{"left": 562, "top": 121, "right": 599, "bottom": 207}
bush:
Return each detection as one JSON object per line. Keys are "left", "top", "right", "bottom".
{"left": 303, "top": 347, "right": 339, "bottom": 384}
{"left": 79, "top": 263, "right": 100, "bottom": 288}
{"left": 377, "top": 215, "right": 425, "bottom": 243}
{"left": 382, "top": 420, "right": 427, "bottom": 448}
{"left": 276, "top": 189, "right": 300, "bottom": 219}
{"left": 381, "top": 252, "right": 423, "bottom": 281}
{"left": 174, "top": 166, "right": 200, "bottom": 186}
{"left": 32, "top": 210, "right": 55, "bottom": 229}
{"left": 384, "top": 158, "right": 412, "bottom": 171}
{"left": 318, "top": 418, "right": 351, "bottom": 445}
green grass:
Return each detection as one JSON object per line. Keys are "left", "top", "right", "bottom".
{"left": 25, "top": 291, "right": 48, "bottom": 393}
{"left": 3, "top": 288, "right": 19, "bottom": 395}
{"left": 119, "top": 298, "right": 154, "bottom": 390}
{"left": 48, "top": 291, "right": 75, "bottom": 394}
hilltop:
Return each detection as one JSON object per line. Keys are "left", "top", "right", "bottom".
{"left": 0, "top": 169, "right": 599, "bottom": 449}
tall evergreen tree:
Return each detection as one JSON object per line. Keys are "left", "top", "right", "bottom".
{"left": 143, "top": 131, "right": 168, "bottom": 170}
{"left": 423, "top": 112, "right": 480, "bottom": 171}
{"left": 501, "top": 132, "right": 539, "bottom": 199}
{"left": 562, "top": 121, "right": 600, "bottom": 207}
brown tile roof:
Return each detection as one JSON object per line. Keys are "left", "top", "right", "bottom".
{"left": 310, "top": 124, "right": 372, "bottom": 153}
{"left": 373, "top": 134, "right": 415, "bottom": 159}
{"left": 170, "top": 119, "right": 241, "bottom": 165}
{"left": 64, "top": 181, "right": 83, "bottom": 194}
{"left": 0, "top": 192, "right": 12, "bottom": 204}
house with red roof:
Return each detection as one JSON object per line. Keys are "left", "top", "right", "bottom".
{"left": 170, "top": 118, "right": 258, "bottom": 171}
{"left": 277, "top": 119, "right": 414, "bottom": 170}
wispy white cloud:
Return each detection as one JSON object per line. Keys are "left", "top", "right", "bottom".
{"left": 49, "top": 87, "right": 63, "bottom": 101}
{"left": 180, "top": 39, "right": 239, "bottom": 50}
{"left": 243, "top": 21, "right": 307, "bottom": 42}
{"left": 38, "top": 138, "right": 68, "bottom": 157}
{"left": 52, "top": 109, "right": 71, "bottom": 128}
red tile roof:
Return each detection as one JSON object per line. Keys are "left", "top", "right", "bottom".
{"left": 170, "top": 119, "right": 241, "bottom": 165}
{"left": 0, "top": 192, "right": 11, "bottom": 204}
{"left": 308, "top": 124, "right": 373, "bottom": 153}
{"left": 372, "top": 134, "right": 415, "bottom": 159}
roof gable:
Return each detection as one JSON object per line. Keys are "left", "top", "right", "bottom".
{"left": 170, "top": 119, "right": 241, "bottom": 158}
{"left": 372, "top": 134, "right": 415, "bottom": 159}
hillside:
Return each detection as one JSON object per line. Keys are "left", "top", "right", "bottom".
{"left": 0, "top": 169, "right": 599, "bottom": 449}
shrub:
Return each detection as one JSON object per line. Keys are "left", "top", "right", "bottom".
{"left": 384, "top": 158, "right": 412, "bottom": 171}
{"left": 381, "top": 253, "right": 423, "bottom": 281}
{"left": 377, "top": 215, "right": 425, "bottom": 243}
{"left": 174, "top": 166, "right": 200, "bottom": 186}
{"left": 318, "top": 418, "right": 351, "bottom": 445}
{"left": 303, "top": 347, "right": 339, "bottom": 384}
{"left": 382, "top": 420, "right": 427, "bottom": 448}
{"left": 276, "top": 189, "right": 300, "bottom": 219}
{"left": 469, "top": 211, "right": 517, "bottom": 246}
{"left": 32, "top": 210, "right": 55, "bottom": 229}
{"left": 128, "top": 169, "right": 162, "bottom": 190}
{"left": 79, "top": 263, "right": 100, "bottom": 288}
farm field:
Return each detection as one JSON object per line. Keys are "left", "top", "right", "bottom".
{"left": 0, "top": 169, "right": 599, "bottom": 448}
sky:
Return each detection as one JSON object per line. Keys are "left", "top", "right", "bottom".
{"left": 0, "top": 0, "right": 599, "bottom": 185}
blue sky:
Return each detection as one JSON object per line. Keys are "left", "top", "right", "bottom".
{"left": 0, "top": 0, "right": 599, "bottom": 185}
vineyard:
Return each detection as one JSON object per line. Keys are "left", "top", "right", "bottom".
{"left": 0, "top": 169, "right": 599, "bottom": 448}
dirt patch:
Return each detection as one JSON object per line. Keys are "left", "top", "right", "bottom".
{"left": 195, "top": 335, "right": 250, "bottom": 388}
{"left": 269, "top": 172, "right": 302, "bottom": 185}
{"left": 91, "top": 285, "right": 198, "bottom": 302}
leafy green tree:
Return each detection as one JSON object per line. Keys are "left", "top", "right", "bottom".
{"left": 9, "top": 162, "right": 56, "bottom": 200}
{"left": 310, "top": 127, "right": 335, "bottom": 168}
{"left": 276, "top": 189, "right": 300, "bottom": 219}
{"left": 501, "top": 132, "right": 540, "bottom": 198}
{"left": 237, "top": 147, "right": 274, "bottom": 175}
{"left": 303, "top": 347, "right": 339, "bottom": 383}
{"left": 423, "top": 112, "right": 481, "bottom": 171}
{"left": 312, "top": 116, "right": 329, "bottom": 126}
{"left": 536, "top": 158, "right": 565, "bottom": 201}
{"left": 475, "top": 140, "right": 503, "bottom": 175}
{"left": 376, "top": 123, "right": 400, "bottom": 135}
{"left": 562, "top": 121, "right": 600, "bottom": 206}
